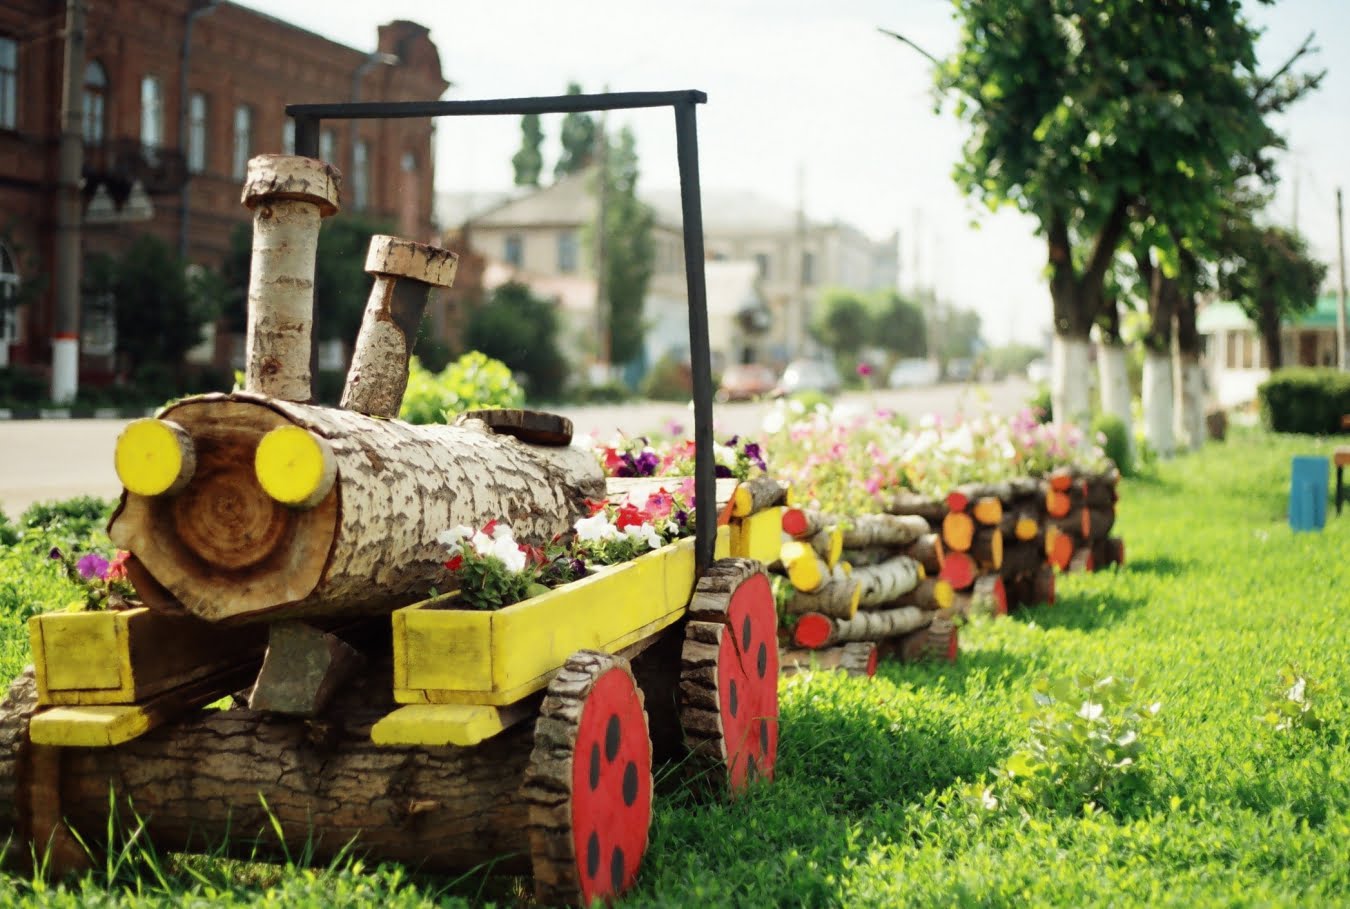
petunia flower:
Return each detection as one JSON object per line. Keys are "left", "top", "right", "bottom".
{"left": 76, "top": 553, "right": 110, "bottom": 581}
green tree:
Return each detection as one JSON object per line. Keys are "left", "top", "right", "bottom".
{"left": 554, "top": 83, "right": 597, "bottom": 180}
{"left": 1218, "top": 219, "right": 1327, "bottom": 370}
{"left": 869, "top": 289, "right": 927, "bottom": 358}
{"left": 222, "top": 213, "right": 391, "bottom": 345}
{"left": 934, "top": 0, "right": 1275, "bottom": 421}
{"left": 84, "top": 234, "right": 217, "bottom": 381}
{"left": 464, "top": 281, "right": 569, "bottom": 397}
{"left": 512, "top": 113, "right": 545, "bottom": 188}
{"left": 933, "top": 305, "right": 983, "bottom": 363}
{"left": 596, "top": 126, "right": 655, "bottom": 367}
{"left": 811, "top": 289, "right": 872, "bottom": 364}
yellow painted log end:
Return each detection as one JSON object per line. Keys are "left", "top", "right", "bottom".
{"left": 732, "top": 484, "right": 753, "bottom": 517}
{"left": 846, "top": 583, "right": 862, "bottom": 619}
{"left": 782, "top": 541, "right": 823, "bottom": 591}
{"left": 824, "top": 525, "right": 844, "bottom": 568}
{"left": 371, "top": 704, "right": 506, "bottom": 748}
{"left": 114, "top": 419, "right": 195, "bottom": 496}
{"left": 29, "top": 705, "right": 152, "bottom": 747}
{"left": 933, "top": 579, "right": 955, "bottom": 609}
{"left": 255, "top": 425, "right": 337, "bottom": 508}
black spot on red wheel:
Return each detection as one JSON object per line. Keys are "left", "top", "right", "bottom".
{"left": 525, "top": 651, "right": 652, "bottom": 906}
{"left": 681, "top": 559, "right": 779, "bottom": 795}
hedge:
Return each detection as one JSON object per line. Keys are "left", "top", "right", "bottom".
{"left": 1257, "top": 368, "right": 1350, "bottom": 435}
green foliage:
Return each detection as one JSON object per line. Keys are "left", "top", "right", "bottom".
{"left": 568, "top": 381, "right": 633, "bottom": 404}
{"left": 84, "top": 235, "right": 218, "bottom": 379}
{"left": 20, "top": 496, "right": 115, "bottom": 553}
{"left": 811, "top": 289, "right": 872, "bottom": 362}
{"left": 511, "top": 112, "right": 545, "bottom": 187}
{"left": 869, "top": 290, "right": 928, "bottom": 358}
{"left": 985, "top": 342, "right": 1042, "bottom": 377}
{"left": 997, "top": 673, "right": 1162, "bottom": 812}
{"left": 1219, "top": 219, "right": 1328, "bottom": 369}
{"left": 1027, "top": 383, "right": 1053, "bottom": 423}
{"left": 596, "top": 126, "right": 655, "bottom": 366}
{"left": 638, "top": 354, "right": 691, "bottom": 402}
{"left": 464, "top": 282, "right": 569, "bottom": 397}
{"left": 554, "top": 83, "right": 597, "bottom": 179}
{"left": 1091, "top": 412, "right": 1133, "bottom": 476}
{"left": 932, "top": 305, "right": 983, "bottom": 362}
{"left": 1258, "top": 368, "right": 1350, "bottom": 434}
{"left": 1262, "top": 664, "right": 1323, "bottom": 735}
{"left": 397, "top": 353, "right": 524, "bottom": 424}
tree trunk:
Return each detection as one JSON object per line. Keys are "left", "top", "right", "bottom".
{"left": 1143, "top": 350, "right": 1175, "bottom": 458}
{"left": 1173, "top": 290, "right": 1205, "bottom": 451}
{"left": 1052, "top": 333, "right": 1093, "bottom": 426}
{"left": 1258, "top": 294, "right": 1284, "bottom": 370}
{"left": 108, "top": 393, "right": 605, "bottom": 623}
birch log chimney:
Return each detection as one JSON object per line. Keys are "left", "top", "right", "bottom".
{"left": 341, "top": 236, "right": 459, "bottom": 417}
{"left": 241, "top": 155, "right": 341, "bottom": 402}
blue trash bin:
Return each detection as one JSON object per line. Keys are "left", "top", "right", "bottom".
{"left": 1289, "top": 455, "right": 1329, "bottom": 532}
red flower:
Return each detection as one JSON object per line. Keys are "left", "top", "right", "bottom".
{"left": 615, "top": 503, "right": 649, "bottom": 529}
{"left": 522, "top": 544, "right": 548, "bottom": 566}
{"left": 602, "top": 447, "right": 624, "bottom": 472}
{"left": 584, "top": 498, "right": 609, "bottom": 516}
{"left": 106, "top": 550, "right": 131, "bottom": 582}
{"left": 644, "top": 489, "right": 674, "bottom": 520}
{"left": 481, "top": 519, "right": 498, "bottom": 537}
{"left": 445, "top": 553, "right": 464, "bottom": 571}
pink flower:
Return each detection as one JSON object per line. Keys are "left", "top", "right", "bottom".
{"left": 857, "top": 362, "right": 873, "bottom": 377}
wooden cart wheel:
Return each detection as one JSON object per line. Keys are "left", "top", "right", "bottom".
{"left": 523, "top": 651, "right": 652, "bottom": 906}
{"left": 681, "top": 558, "right": 779, "bottom": 794}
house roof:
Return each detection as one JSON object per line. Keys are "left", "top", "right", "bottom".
{"left": 1197, "top": 293, "right": 1347, "bottom": 333}
{"left": 704, "top": 261, "right": 764, "bottom": 315}
{"left": 460, "top": 171, "right": 599, "bottom": 229}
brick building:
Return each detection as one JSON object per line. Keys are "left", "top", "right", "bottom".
{"left": 0, "top": 0, "right": 448, "bottom": 376}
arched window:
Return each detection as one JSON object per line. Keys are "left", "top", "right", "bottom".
{"left": 0, "top": 241, "right": 19, "bottom": 350}
{"left": 83, "top": 61, "right": 106, "bottom": 145}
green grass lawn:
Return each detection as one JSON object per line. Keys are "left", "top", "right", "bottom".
{"left": 2, "top": 430, "right": 1349, "bottom": 907}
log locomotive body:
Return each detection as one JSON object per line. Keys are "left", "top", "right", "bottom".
{"left": 1, "top": 149, "right": 783, "bottom": 906}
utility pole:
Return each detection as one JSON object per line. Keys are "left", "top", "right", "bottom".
{"left": 52, "top": 0, "right": 87, "bottom": 403}
{"left": 1337, "top": 188, "right": 1347, "bottom": 371}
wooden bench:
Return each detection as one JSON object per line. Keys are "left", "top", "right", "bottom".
{"left": 1337, "top": 415, "right": 1350, "bottom": 516}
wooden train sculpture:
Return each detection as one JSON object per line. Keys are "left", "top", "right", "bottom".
{"left": 0, "top": 153, "right": 785, "bottom": 906}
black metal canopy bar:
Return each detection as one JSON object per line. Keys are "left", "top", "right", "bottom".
{"left": 285, "top": 90, "right": 719, "bottom": 573}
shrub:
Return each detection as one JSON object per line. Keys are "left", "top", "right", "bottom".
{"left": 398, "top": 352, "right": 524, "bottom": 424}
{"left": 570, "top": 381, "right": 633, "bottom": 404}
{"left": 1258, "top": 368, "right": 1350, "bottom": 434}
{"left": 1027, "top": 384, "right": 1053, "bottom": 423}
{"left": 640, "top": 354, "right": 692, "bottom": 402}
{"left": 1091, "top": 412, "right": 1133, "bottom": 477}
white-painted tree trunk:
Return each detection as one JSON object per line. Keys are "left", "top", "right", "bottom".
{"left": 1095, "top": 339, "right": 1133, "bottom": 457}
{"left": 1142, "top": 350, "right": 1175, "bottom": 458}
{"left": 1173, "top": 351, "right": 1206, "bottom": 452}
{"left": 1052, "top": 334, "right": 1092, "bottom": 426}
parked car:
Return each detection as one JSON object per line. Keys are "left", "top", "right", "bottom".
{"left": 715, "top": 363, "right": 778, "bottom": 402}
{"left": 887, "top": 358, "right": 940, "bottom": 389}
{"left": 774, "top": 359, "right": 842, "bottom": 397}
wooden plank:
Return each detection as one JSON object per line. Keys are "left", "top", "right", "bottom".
{"left": 27, "top": 662, "right": 258, "bottom": 748}
{"left": 30, "top": 607, "right": 264, "bottom": 706}
{"left": 371, "top": 704, "right": 509, "bottom": 747}
{"left": 731, "top": 506, "right": 784, "bottom": 565}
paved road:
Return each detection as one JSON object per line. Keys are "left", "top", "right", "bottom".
{"left": 0, "top": 378, "right": 1033, "bottom": 518}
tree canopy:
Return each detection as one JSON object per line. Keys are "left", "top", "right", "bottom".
{"left": 554, "top": 83, "right": 598, "bottom": 180}
{"left": 464, "top": 281, "right": 569, "bottom": 396}
{"left": 511, "top": 113, "right": 545, "bottom": 188}
{"left": 595, "top": 125, "right": 655, "bottom": 367}
{"left": 1218, "top": 217, "right": 1327, "bottom": 370}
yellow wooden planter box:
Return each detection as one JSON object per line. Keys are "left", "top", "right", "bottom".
{"left": 29, "top": 607, "right": 262, "bottom": 707}
{"left": 393, "top": 527, "right": 728, "bottom": 708}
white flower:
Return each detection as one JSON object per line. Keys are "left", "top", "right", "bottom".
{"left": 491, "top": 522, "right": 514, "bottom": 540}
{"left": 470, "top": 531, "right": 495, "bottom": 556}
{"left": 624, "top": 521, "right": 662, "bottom": 550}
{"left": 713, "top": 443, "right": 737, "bottom": 468}
{"left": 491, "top": 535, "right": 527, "bottom": 573}
{"left": 575, "top": 513, "right": 618, "bottom": 542}
{"left": 436, "top": 525, "right": 475, "bottom": 546}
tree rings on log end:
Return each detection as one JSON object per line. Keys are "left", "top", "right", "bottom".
{"left": 525, "top": 651, "right": 651, "bottom": 906}
{"left": 455, "top": 409, "right": 573, "bottom": 446}
{"left": 681, "top": 562, "right": 779, "bottom": 794}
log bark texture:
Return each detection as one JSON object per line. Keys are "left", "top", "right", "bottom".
{"left": 795, "top": 605, "right": 930, "bottom": 648}
{"left": 854, "top": 555, "right": 923, "bottom": 609}
{"left": 882, "top": 492, "right": 947, "bottom": 524}
{"left": 782, "top": 568, "right": 859, "bottom": 619}
{"left": 109, "top": 393, "right": 605, "bottom": 623}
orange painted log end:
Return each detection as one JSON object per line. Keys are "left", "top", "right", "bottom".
{"left": 992, "top": 576, "right": 1008, "bottom": 616}
{"left": 972, "top": 496, "right": 1003, "bottom": 526}
{"left": 941, "top": 510, "right": 975, "bottom": 552}
{"left": 1045, "top": 489, "right": 1072, "bottom": 519}
{"left": 1014, "top": 516, "right": 1039, "bottom": 541}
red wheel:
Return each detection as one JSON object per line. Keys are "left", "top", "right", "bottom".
{"left": 524, "top": 651, "right": 651, "bottom": 905}
{"left": 682, "top": 558, "right": 779, "bottom": 793}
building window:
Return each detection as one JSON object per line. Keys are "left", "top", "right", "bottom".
{"left": 82, "top": 61, "right": 106, "bottom": 145}
{"left": 801, "top": 251, "right": 815, "bottom": 286}
{"left": 81, "top": 289, "right": 116, "bottom": 358}
{"left": 0, "top": 37, "right": 16, "bottom": 131}
{"left": 1225, "top": 331, "right": 1238, "bottom": 369}
{"left": 282, "top": 119, "right": 295, "bottom": 155}
{"left": 504, "top": 234, "right": 523, "bottom": 268}
{"left": 187, "top": 92, "right": 207, "bottom": 173}
{"left": 754, "top": 253, "right": 770, "bottom": 280}
{"left": 232, "top": 104, "right": 252, "bottom": 179}
{"left": 352, "top": 139, "right": 370, "bottom": 210}
{"left": 319, "top": 129, "right": 337, "bottom": 165}
{"left": 557, "top": 231, "right": 578, "bottom": 273}
{"left": 140, "top": 75, "right": 163, "bottom": 151}
{"left": 0, "top": 242, "right": 18, "bottom": 345}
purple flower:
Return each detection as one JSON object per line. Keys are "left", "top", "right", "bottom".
{"left": 743, "top": 442, "right": 767, "bottom": 472}
{"left": 48, "top": 546, "right": 63, "bottom": 561}
{"left": 715, "top": 464, "right": 734, "bottom": 479}
{"left": 634, "top": 450, "right": 661, "bottom": 476}
{"left": 76, "top": 553, "right": 110, "bottom": 580}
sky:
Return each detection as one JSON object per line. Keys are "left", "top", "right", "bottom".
{"left": 242, "top": 0, "right": 1349, "bottom": 347}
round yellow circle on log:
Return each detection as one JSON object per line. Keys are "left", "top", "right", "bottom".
{"left": 255, "top": 426, "right": 334, "bottom": 507}
{"left": 115, "top": 419, "right": 188, "bottom": 496}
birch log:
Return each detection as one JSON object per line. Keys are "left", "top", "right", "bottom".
{"left": 854, "top": 555, "right": 923, "bottom": 609}
{"left": 241, "top": 155, "right": 340, "bottom": 403}
{"left": 784, "top": 510, "right": 930, "bottom": 548}
{"left": 732, "top": 475, "right": 787, "bottom": 516}
{"left": 792, "top": 605, "right": 930, "bottom": 649}
{"left": 108, "top": 393, "right": 605, "bottom": 623}
{"left": 781, "top": 566, "right": 859, "bottom": 619}
{"left": 904, "top": 533, "right": 944, "bottom": 574}
{"left": 882, "top": 492, "right": 947, "bottom": 523}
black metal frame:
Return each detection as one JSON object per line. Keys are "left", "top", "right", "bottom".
{"left": 286, "top": 90, "right": 719, "bottom": 572}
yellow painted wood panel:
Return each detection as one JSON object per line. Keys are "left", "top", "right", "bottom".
{"left": 370, "top": 704, "right": 505, "bottom": 747}
{"left": 29, "top": 611, "right": 131, "bottom": 695}
{"left": 732, "top": 506, "right": 785, "bottom": 565}
{"left": 394, "top": 598, "right": 494, "bottom": 693}
{"left": 28, "top": 705, "right": 152, "bottom": 747}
